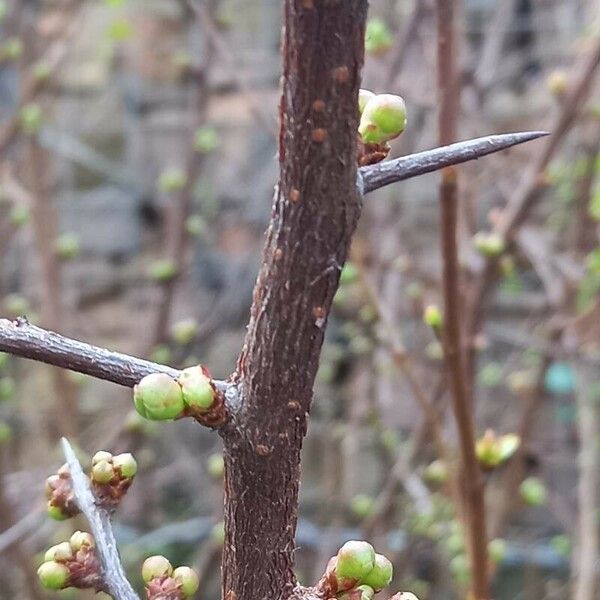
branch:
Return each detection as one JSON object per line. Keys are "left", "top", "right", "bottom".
{"left": 0, "top": 318, "right": 228, "bottom": 396}
{"left": 61, "top": 438, "right": 139, "bottom": 600}
{"left": 359, "top": 131, "right": 548, "bottom": 194}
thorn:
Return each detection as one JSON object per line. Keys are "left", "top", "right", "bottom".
{"left": 359, "top": 131, "right": 550, "bottom": 195}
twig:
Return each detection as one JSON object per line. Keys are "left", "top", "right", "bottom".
{"left": 61, "top": 438, "right": 139, "bottom": 600}
{"left": 359, "top": 131, "right": 548, "bottom": 195}
{"left": 435, "top": 1, "right": 489, "bottom": 598}
{"left": 573, "top": 363, "right": 600, "bottom": 600}
{"left": 0, "top": 510, "right": 44, "bottom": 554}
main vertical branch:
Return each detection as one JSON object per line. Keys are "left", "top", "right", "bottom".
{"left": 435, "top": 1, "right": 489, "bottom": 598}
{"left": 220, "top": 2, "right": 367, "bottom": 600}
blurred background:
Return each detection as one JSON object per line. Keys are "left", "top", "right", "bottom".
{"left": 0, "top": 0, "right": 599, "bottom": 598}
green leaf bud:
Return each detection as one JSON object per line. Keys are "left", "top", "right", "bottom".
{"left": 362, "top": 553, "right": 393, "bottom": 591}
{"left": 365, "top": 19, "right": 393, "bottom": 56}
{"left": 1, "top": 37, "right": 23, "bottom": 60}
{"left": 173, "top": 566, "right": 200, "bottom": 597}
{"left": 194, "top": 126, "right": 219, "bottom": 153}
{"left": 519, "top": 476, "right": 547, "bottom": 507}
{"left": 350, "top": 494, "right": 375, "bottom": 519}
{"left": 488, "top": 538, "right": 507, "bottom": 564}
{"left": 37, "top": 561, "right": 69, "bottom": 590}
{"left": 423, "top": 305, "right": 443, "bottom": 329}
{"left": 92, "top": 460, "right": 115, "bottom": 484}
{"left": 423, "top": 459, "right": 448, "bottom": 485}
{"left": 55, "top": 233, "right": 80, "bottom": 260}
{"left": 133, "top": 373, "right": 185, "bottom": 421}
{"left": 185, "top": 214, "right": 207, "bottom": 238}
{"left": 19, "top": 103, "right": 43, "bottom": 135}
{"left": 10, "top": 204, "right": 29, "bottom": 228}
{"left": 0, "top": 377, "right": 15, "bottom": 401}
{"left": 207, "top": 452, "right": 225, "bottom": 479}
{"left": 158, "top": 168, "right": 187, "bottom": 194}
{"left": 340, "top": 262, "right": 358, "bottom": 285}
{"left": 150, "top": 344, "right": 172, "bottom": 365}
{"left": 142, "top": 555, "right": 173, "bottom": 583}
{"left": 359, "top": 94, "right": 407, "bottom": 145}
{"left": 179, "top": 366, "right": 215, "bottom": 413}
{"left": 171, "top": 318, "right": 198, "bottom": 345}
{"left": 472, "top": 231, "right": 505, "bottom": 257}
{"left": 148, "top": 259, "right": 178, "bottom": 282}
{"left": 32, "top": 61, "right": 52, "bottom": 81}
{"left": 3, "top": 293, "right": 29, "bottom": 317}
{"left": 44, "top": 542, "right": 73, "bottom": 563}
{"left": 69, "top": 531, "right": 95, "bottom": 551}
{"left": 113, "top": 453, "right": 137, "bottom": 478}
{"left": 336, "top": 540, "right": 376, "bottom": 586}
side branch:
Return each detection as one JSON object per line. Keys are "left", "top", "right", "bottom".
{"left": 61, "top": 438, "right": 139, "bottom": 600}
{"left": 359, "top": 131, "right": 548, "bottom": 194}
{"left": 0, "top": 318, "right": 227, "bottom": 394}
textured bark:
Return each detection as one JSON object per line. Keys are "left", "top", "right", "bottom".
{"left": 220, "top": 2, "right": 367, "bottom": 600}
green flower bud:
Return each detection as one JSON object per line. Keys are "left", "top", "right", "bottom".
{"left": 133, "top": 373, "right": 185, "bottom": 421}
{"left": 113, "top": 453, "right": 137, "bottom": 478}
{"left": 423, "top": 459, "right": 448, "bottom": 485}
{"left": 47, "top": 502, "right": 68, "bottom": 521}
{"left": 0, "top": 377, "right": 15, "bottom": 401}
{"left": 207, "top": 452, "right": 225, "bottom": 479}
{"left": 424, "top": 341, "right": 443, "bottom": 361}
{"left": 10, "top": 204, "right": 29, "bottom": 227}
{"left": 449, "top": 554, "right": 470, "bottom": 585}
{"left": 472, "top": 231, "right": 505, "bottom": 257}
{"left": 365, "top": 18, "right": 393, "bottom": 56}
{"left": 148, "top": 259, "right": 177, "bottom": 282}
{"left": 44, "top": 542, "right": 73, "bottom": 562}
{"left": 171, "top": 318, "right": 198, "bottom": 345}
{"left": 1, "top": 37, "right": 23, "bottom": 60}
{"left": 488, "top": 538, "right": 507, "bottom": 564}
{"left": 92, "top": 460, "right": 115, "bottom": 484}
{"left": 185, "top": 214, "right": 207, "bottom": 238}
{"left": 350, "top": 494, "right": 375, "bottom": 519}
{"left": 92, "top": 451, "right": 113, "bottom": 465}
{"left": 32, "top": 61, "right": 52, "bottom": 81}
{"left": 3, "top": 293, "right": 29, "bottom": 317}
{"left": 358, "top": 89, "right": 376, "bottom": 114}
{"left": 339, "top": 585, "right": 375, "bottom": 600}
{"left": 194, "top": 126, "right": 219, "bottom": 153}
{"left": 19, "top": 103, "right": 43, "bottom": 135}
{"left": 340, "top": 262, "right": 358, "bottom": 285}
{"left": 55, "top": 233, "right": 80, "bottom": 260}
{"left": 423, "top": 305, "right": 443, "bottom": 329}
{"left": 550, "top": 534, "right": 571, "bottom": 557}
{"left": 362, "top": 553, "right": 393, "bottom": 591}
{"left": 519, "top": 476, "right": 547, "bottom": 507}
{"left": 173, "top": 566, "right": 200, "bottom": 597}
{"left": 142, "top": 555, "right": 173, "bottom": 583}
{"left": 359, "top": 94, "right": 407, "bottom": 145}
{"left": 158, "top": 168, "right": 187, "bottom": 194}
{"left": 69, "top": 531, "right": 95, "bottom": 551}
{"left": 547, "top": 70, "right": 567, "bottom": 95}
{"left": 336, "top": 540, "right": 376, "bottom": 585}
{"left": 179, "top": 366, "right": 215, "bottom": 413}
{"left": 150, "top": 344, "right": 172, "bottom": 365}
{"left": 37, "top": 561, "right": 69, "bottom": 590}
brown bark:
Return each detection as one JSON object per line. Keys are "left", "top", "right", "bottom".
{"left": 220, "top": 3, "right": 367, "bottom": 600}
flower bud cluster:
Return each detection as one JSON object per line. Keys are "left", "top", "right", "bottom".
{"left": 142, "top": 555, "right": 200, "bottom": 599}
{"left": 37, "top": 531, "right": 101, "bottom": 591}
{"left": 90, "top": 450, "right": 137, "bottom": 511}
